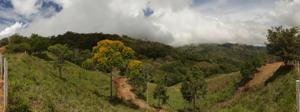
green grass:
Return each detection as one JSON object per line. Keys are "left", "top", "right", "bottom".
{"left": 144, "top": 72, "right": 241, "bottom": 111}
{"left": 219, "top": 69, "right": 298, "bottom": 112}
{"left": 7, "top": 53, "right": 138, "bottom": 112}
{"left": 7, "top": 53, "right": 297, "bottom": 112}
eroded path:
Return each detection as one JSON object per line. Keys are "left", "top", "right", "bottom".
{"left": 218, "top": 62, "right": 283, "bottom": 107}
{"left": 113, "top": 77, "right": 158, "bottom": 111}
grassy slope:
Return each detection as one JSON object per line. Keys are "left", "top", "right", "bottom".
{"left": 219, "top": 70, "right": 298, "bottom": 112}
{"left": 7, "top": 53, "right": 138, "bottom": 112}
{"left": 146, "top": 72, "right": 241, "bottom": 111}
{"left": 7, "top": 53, "right": 296, "bottom": 112}
{"left": 7, "top": 53, "right": 242, "bottom": 112}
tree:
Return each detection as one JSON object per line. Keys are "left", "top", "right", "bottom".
{"left": 142, "top": 63, "right": 154, "bottom": 104}
{"left": 126, "top": 59, "right": 147, "bottom": 98}
{"left": 239, "top": 55, "right": 266, "bottom": 86}
{"left": 7, "top": 34, "right": 31, "bottom": 53}
{"left": 48, "top": 44, "right": 72, "bottom": 78}
{"left": 153, "top": 75, "right": 169, "bottom": 107}
{"left": 266, "top": 26, "right": 300, "bottom": 64}
{"left": 181, "top": 71, "right": 207, "bottom": 112}
{"left": 91, "top": 39, "right": 134, "bottom": 99}
{"left": 28, "top": 34, "right": 49, "bottom": 54}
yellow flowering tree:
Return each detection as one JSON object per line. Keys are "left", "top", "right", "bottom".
{"left": 91, "top": 39, "right": 134, "bottom": 99}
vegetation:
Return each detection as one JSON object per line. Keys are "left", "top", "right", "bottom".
{"left": 266, "top": 26, "right": 300, "bottom": 64}
{"left": 126, "top": 59, "right": 147, "bottom": 98}
{"left": 2, "top": 26, "right": 299, "bottom": 111}
{"left": 90, "top": 39, "right": 135, "bottom": 99}
{"left": 181, "top": 71, "right": 207, "bottom": 112}
{"left": 48, "top": 44, "right": 72, "bottom": 78}
{"left": 7, "top": 53, "right": 139, "bottom": 112}
{"left": 153, "top": 75, "right": 169, "bottom": 107}
{"left": 239, "top": 55, "right": 267, "bottom": 85}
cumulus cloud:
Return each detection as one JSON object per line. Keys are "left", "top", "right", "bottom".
{"left": 11, "top": 0, "right": 39, "bottom": 16}
{"left": 17, "top": 0, "right": 300, "bottom": 46}
{"left": 0, "top": 22, "right": 23, "bottom": 37}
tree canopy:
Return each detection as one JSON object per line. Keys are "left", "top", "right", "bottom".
{"left": 92, "top": 39, "right": 135, "bottom": 72}
{"left": 266, "top": 26, "right": 300, "bottom": 64}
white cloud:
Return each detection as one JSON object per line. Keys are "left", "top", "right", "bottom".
{"left": 19, "top": 0, "right": 300, "bottom": 46}
{"left": 0, "top": 22, "right": 23, "bottom": 38}
{"left": 11, "top": 0, "right": 39, "bottom": 16}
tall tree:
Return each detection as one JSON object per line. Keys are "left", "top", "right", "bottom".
{"left": 91, "top": 39, "right": 134, "bottom": 99}
{"left": 181, "top": 71, "right": 207, "bottom": 112}
{"left": 266, "top": 26, "right": 300, "bottom": 64}
{"left": 153, "top": 75, "right": 169, "bottom": 107}
{"left": 48, "top": 44, "right": 72, "bottom": 78}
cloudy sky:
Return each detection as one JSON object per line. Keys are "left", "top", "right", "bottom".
{"left": 0, "top": 0, "right": 299, "bottom": 46}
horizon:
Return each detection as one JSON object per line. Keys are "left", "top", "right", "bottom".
{"left": 0, "top": 0, "right": 299, "bottom": 46}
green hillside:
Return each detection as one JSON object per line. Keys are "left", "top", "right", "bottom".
{"left": 7, "top": 53, "right": 138, "bottom": 112}
{"left": 220, "top": 68, "right": 298, "bottom": 112}
{"left": 6, "top": 52, "right": 243, "bottom": 111}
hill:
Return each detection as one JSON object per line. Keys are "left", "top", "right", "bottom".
{"left": 6, "top": 52, "right": 244, "bottom": 111}
{"left": 219, "top": 67, "right": 298, "bottom": 112}
{"left": 7, "top": 53, "right": 139, "bottom": 112}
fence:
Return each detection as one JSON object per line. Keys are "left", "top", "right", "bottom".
{"left": 0, "top": 54, "right": 8, "bottom": 112}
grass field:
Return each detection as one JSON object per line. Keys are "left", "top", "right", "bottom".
{"left": 7, "top": 53, "right": 139, "bottom": 112}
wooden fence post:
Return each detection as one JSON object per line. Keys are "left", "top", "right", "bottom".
{"left": 297, "top": 80, "right": 300, "bottom": 112}
{"left": 4, "top": 58, "right": 8, "bottom": 112}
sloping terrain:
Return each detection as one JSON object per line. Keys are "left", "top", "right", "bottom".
{"left": 217, "top": 62, "right": 283, "bottom": 107}
{"left": 242, "top": 62, "right": 283, "bottom": 90}
{"left": 7, "top": 53, "right": 139, "bottom": 112}
{"left": 114, "top": 77, "right": 157, "bottom": 111}
{"left": 219, "top": 69, "right": 297, "bottom": 112}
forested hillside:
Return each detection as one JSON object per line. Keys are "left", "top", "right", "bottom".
{"left": 1, "top": 27, "right": 298, "bottom": 112}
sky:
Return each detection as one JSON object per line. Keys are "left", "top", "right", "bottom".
{"left": 0, "top": 0, "right": 299, "bottom": 46}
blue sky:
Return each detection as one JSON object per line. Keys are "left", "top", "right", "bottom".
{"left": 0, "top": 0, "right": 299, "bottom": 46}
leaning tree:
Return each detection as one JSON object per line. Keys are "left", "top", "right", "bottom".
{"left": 266, "top": 26, "right": 300, "bottom": 64}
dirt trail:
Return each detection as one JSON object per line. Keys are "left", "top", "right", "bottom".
{"left": 218, "top": 62, "right": 283, "bottom": 107}
{"left": 113, "top": 77, "right": 158, "bottom": 111}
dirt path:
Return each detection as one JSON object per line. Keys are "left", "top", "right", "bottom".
{"left": 218, "top": 62, "right": 283, "bottom": 107}
{"left": 113, "top": 77, "right": 158, "bottom": 111}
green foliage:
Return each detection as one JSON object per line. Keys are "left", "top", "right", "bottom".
{"left": 176, "top": 43, "right": 267, "bottom": 77}
{"left": 220, "top": 70, "right": 297, "bottom": 112}
{"left": 7, "top": 53, "right": 139, "bottom": 112}
{"left": 266, "top": 26, "right": 300, "bottom": 63}
{"left": 181, "top": 71, "right": 207, "bottom": 111}
{"left": 7, "top": 34, "right": 31, "bottom": 53}
{"left": 160, "top": 61, "right": 187, "bottom": 86}
{"left": 48, "top": 44, "right": 72, "bottom": 77}
{"left": 240, "top": 55, "right": 267, "bottom": 85}
{"left": 153, "top": 75, "right": 169, "bottom": 107}
{"left": 68, "top": 49, "right": 91, "bottom": 65}
{"left": 28, "top": 34, "right": 50, "bottom": 54}
{"left": 0, "top": 38, "right": 8, "bottom": 47}
{"left": 126, "top": 60, "right": 147, "bottom": 98}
